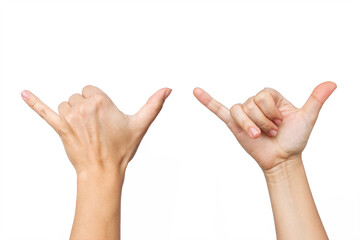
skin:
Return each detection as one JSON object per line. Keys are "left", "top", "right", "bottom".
{"left": 193, "top": 81, "right": 336, "bottom": 240}
{"left": 21, "top": 85, "right": 172, "bottom": 240}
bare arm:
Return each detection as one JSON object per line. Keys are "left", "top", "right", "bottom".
{"left": 193, "top": 82, "right": 336, "bottom": 239}
{"left": 21, "top": 86, "right": 172, "bottom": 240}
{"left": 70, "top": 170, "right": 124, "bottom": 240}
{"left": 264, "top": 158, "right": 327, "bottom": 239}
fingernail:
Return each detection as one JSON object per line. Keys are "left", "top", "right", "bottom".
{"left": 164, "top": 88, "right": 172, "bottom": 100}
{"left": 21, "top": 90, "right": 30, "bottom": 101}
{"left": 274, "top": 118, "right": 282, "bottom": 125}
{"left": 249, "top": 127, "right": 259, "bottom": 138}
{"left": 269, "top": 129, "right": 277, "bottom": 136}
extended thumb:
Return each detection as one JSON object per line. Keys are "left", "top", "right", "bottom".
{"left": 301, "top": 81, "right": 337, "bottom": 124}
{"left": 134, "top": 88, "right": 172, "bottom": 130}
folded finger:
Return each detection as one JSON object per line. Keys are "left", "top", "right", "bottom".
{"left": 254, "top": 90, "right": 283, "bottom": 125}
{"left": 82, "top": 85, "right": 106, "bottom": 98}
{"left": 68, "top": 93, "right": 85, "bottom": 107}
{"left": 243, "top": 97, "right": 278, "bottom": 137}
{"left": 230, "top": 103, "right": 261, "bottom": 139}
{"left": 58, "top": 101, "right": 72, "bottom": 118}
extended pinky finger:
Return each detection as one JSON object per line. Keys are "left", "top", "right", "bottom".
{"left": 230, "top": 104, "right": 261, "bottom": 139}
{"left": 21, "top": 90, "right": 65, "bottom": 134}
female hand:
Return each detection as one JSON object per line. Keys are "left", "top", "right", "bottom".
{"left": 21, "top": 85, "right": 172, "bottom": 175}
{"left": 193, "top": 82, "right": 336, "bottom": 170}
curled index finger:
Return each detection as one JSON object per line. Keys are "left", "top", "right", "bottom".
{"left": 193, "top": 87, "right": 232, "bottom": 124}
{"left": 21, "top": 90, "right": 64, "bottom": 134}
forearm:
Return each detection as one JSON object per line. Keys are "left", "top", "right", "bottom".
{"left": 264, "top": 157, "right": 327, "bottom": 240}
{"left": 70, "top": 169, "right": 125, "bottom": 240}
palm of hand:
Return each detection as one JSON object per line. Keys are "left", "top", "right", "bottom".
{"left": 230, "top": 102, "right": 310, "bottom": 170}
{"left": 194, "top": 82, "right": 336, "bottom": 171}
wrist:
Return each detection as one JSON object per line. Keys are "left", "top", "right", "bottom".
{"left": 71, "top": 163, "right": 124, "bottom": 240}
{"left": 76, "top": 166, "right": 126, "bottom": 187}
{"left": 263, "top": 155, "right": 304, "bottom": 184}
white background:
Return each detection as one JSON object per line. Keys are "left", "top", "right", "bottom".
{"left": 1, "top": 0, "right": 359, "bottom": 239}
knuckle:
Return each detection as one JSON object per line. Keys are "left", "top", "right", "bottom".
{"left": 255, "top": 91, "right": 271, "bottom": 104}
{"left": 56, "top": 126, "right": 68, "bottom": 137}
{"left": 263, "top": 87, "right": 274, "bottom": 92}
{"left": 153, "top": 102, "right": 163, "bottom": 113}
{"left": 77, "top": 104, "right": 88, "bottom": 115}
{"left": 86, "top": 97, "right": 103, "bottom": 112}
{"left": 212, "top": 101, "right": 221, "bottom": 113}
{"left": 38, "top": 108, "right": 47, "bottom": 119}
{"left": 82, "top": 85, "right": 94, "bottom": 93}
{"left": 68, "top": 94, "right": 79, "bottom": 102}
{"left": 63, "top": 111, "right": 77, "bottom": 123}
{"left": 263, "top": 87, "right": 281, "bottom": 98}
{"left": 29, "top": 98, "right": 37, "bottom": 108}
{"left": 79, "top": 102, "right": 96, "bottom": 116}
{"left": 243, "top": 101, "right": 256, "bottom": 113}
{"left": 230, "top": 104, "right": 241, "bottom": 114}
{"left": 58, "top": 101, "right": 67, "bottom": 112}
{"left": 258, "top": 121, "right": 274, "bottom": 130}
{"left": 93, "top": 94, "right": 106, "bottom": 104}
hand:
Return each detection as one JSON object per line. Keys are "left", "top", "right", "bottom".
{"left": 193, "top": 82, "right": 336, "bottom": 171}
{"left": 21, "top": 85, "right": 172, "bottom": 175}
